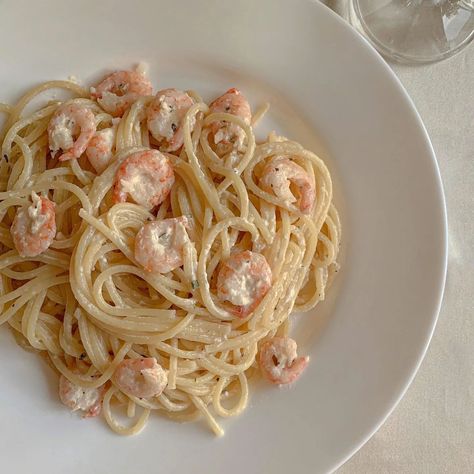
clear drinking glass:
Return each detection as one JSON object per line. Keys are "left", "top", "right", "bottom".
{"left": 348, "top": 0, "right": 474, "bottom": 64}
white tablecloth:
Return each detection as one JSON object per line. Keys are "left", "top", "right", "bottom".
{"left": 323, "top": 3, "right": 474, "bottom": 473}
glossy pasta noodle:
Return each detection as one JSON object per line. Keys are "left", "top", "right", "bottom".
{"left": 0, "top": 69, "right": 340, "bottom": 436}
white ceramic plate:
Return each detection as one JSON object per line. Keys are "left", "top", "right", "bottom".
{"left": 0, "top": 0, "right": 447, "bottom": 472}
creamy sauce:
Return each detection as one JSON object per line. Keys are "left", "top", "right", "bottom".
{"left": 114, "top": 360, "right": 167, "bottom": 397}
{"left": 145, "top": 222, "right": 171, "bottom": 264}
{"left": 49, "top": 114, "right": 75, "bottom": 153}
{"left": 141, "top": 366, "right": 167, "bottom": 390}
{"left": 269, "top": 347, "right": 296, "bottom": 379}
{"left": 221, "top": 259, "right": 261, "bottom": 306}
{"left": 224, "top": 150, "right": 240, "bottom": 169}
{"left": 120, "top": 165, "right": 160, "bottom": 208}
{"left": 28, "top": 192, "right": 48, "bottom": 234}
{"left": 60, "top": 379, "right": 101, "bottom": 413}
{"left": 214, "top": 123, "right": 246, "bottom": 150}
{"left": 149, "top": 95, "right": 182, "bottom": 140}
{"left": 261, "top": 162, "right": 296, "bottom": 204}
{"left": 135, "top": 217, "right": 190, "bottom": 274}
{"left": 69, "top": 386, "right": 100, "bottom": 412}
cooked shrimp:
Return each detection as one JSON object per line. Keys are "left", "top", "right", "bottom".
{"left": 146, "top": 88, "right": 195, "bottom": 152}
{"left": 259, "top": 157, "right": 315, "bottom": 214}
{"left": 258, "top": 336, "right": 309, "bottom": 385}
{"left": 48, "top": 103, "right": 96, "bottom": 161}
{"left": 91, "top": 70, "right": 153, "bottom": 117}
{"left": 85, "top": 122, "right": 118, "bottom": 173}
{"left": 112, "top": 358, "right": 168, "bottom": 398}
{"left": 112, "top": 149, "right": 174, "bottom": 210}
{"left": 59, "top": 375, "right": 104, "bottom": 418}
{"left": 208, "top": 88, "right": 251, "bottom": 152}
{"left": 217, "top": 250, "right": 272, "bottom": 318}
{"left": 11, "top": 192, "right": 56, "bottom": 258}
{"left": 135, "top": 216, "right": 190, "bottom": 273}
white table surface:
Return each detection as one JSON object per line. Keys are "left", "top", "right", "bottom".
{"left": 323, "top": 3, "right": 474, "bottom": 473}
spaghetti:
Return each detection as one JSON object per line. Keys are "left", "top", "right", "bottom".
{"left": 0, "top": 68, "right": 340, "bottom": 436}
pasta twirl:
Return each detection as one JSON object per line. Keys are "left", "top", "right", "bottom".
{"left": 0, "top": 70, "right": 340, "bottom": 436}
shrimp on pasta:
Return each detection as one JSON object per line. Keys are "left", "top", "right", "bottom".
{"left": 0, "top": 65, "right": 340, "bottom": 437}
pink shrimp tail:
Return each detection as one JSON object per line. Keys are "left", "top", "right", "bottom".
{"left": 58, "top": 151, "right": 74, "bottom": 162}
{"left": 300, "top": 184, "right": 316, "bottom": 214}
{"left": 286, "top": 356, "right": 309, "bottom": 383}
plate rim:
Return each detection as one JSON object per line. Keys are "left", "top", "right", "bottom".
{"left": 0, "top": 1, "right": 449, "bottom": 472}
{"left": 316, "top": 3, "right": 448, "bottom": 472}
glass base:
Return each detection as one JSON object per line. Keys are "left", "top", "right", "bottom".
{"left": 349, "top": 0, "right": 474, "bottom": 64}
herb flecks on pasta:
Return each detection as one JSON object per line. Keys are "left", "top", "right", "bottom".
{"left": 0, "top": 67, "right": 340, "bottom": 436}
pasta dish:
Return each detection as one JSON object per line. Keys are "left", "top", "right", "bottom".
{"left": 0, "top": 65, "right": 340, "bottom": 435}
